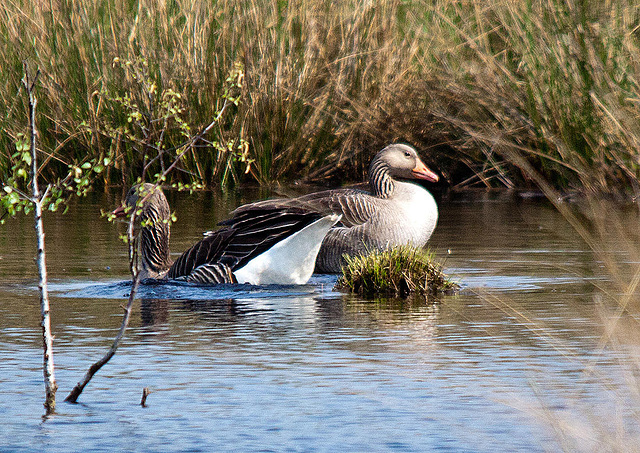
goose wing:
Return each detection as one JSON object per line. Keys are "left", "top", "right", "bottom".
{"left": 167, "top": 227, "right": 236, "bottom": 282}
{"left": 168, "top": 206, "right": 325, "bottom": 283}
{"left": 230, "top": 188, "right": 376, "bottom": 228}
{"left": 296, "top": 188, "right": 376, "bottom": 227}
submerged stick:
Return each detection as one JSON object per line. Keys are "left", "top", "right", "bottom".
{"left": 140, "top": 387, "right": 150, "bottom": 407}
{"left": 23, "top": 67, "right": 58, "bottom": 415}
{"left": 66, "top": 211, "right": 141, "bottom": 403}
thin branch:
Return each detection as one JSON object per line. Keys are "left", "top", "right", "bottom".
{"left": 142, "top": 99, "right": 231, "bottom": 178}
{"left": 40, "top": 184, "right": 51, "bottom": 204}
{"left": 65, "top": 272, "right": 141, "bottom": 403}
{"left": 0, "top": 181, "right": 33, "bottom": 203}
{"left": 23, "top": 63, "right": 57, "bottom": 415}
{"left": 64, "top": 97, "right": 231, "bottom": 404}
{"left": 65, "top": 210, "right": 141, "bottom": 403}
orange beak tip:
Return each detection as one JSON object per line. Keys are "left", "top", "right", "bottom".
{"left": 412, "top": 161, "right": 440, "bottom": 183}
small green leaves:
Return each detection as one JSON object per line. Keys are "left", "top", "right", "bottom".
{"left": 127, "top": 110, "right": 142, "bottom": 123}
{"left": 15, "top": 133, "right": 29, "bottom": 153}
{"left": 171, "top": 181, "right": 204, "bottom": 193}
{"left": 223, "top": 61, "right": 244, "bottom": 106}
{"left": 21, "top": 152, "right": 32, "bottom": 166}
{"left": 1, "top": 184, "right": 27, "bottom": 221}
{"left": 6, "top": 190, "right": 19, "bottom": 206}
{"left": 47, "top": 196, "right": 65, "bottom": 212}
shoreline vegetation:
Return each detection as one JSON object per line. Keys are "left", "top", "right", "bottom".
{"left": 1, "top": 0, "right": 639, "bottom": 197}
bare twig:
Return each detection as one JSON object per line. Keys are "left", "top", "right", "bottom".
{"left": 143, "top": 99, "right": 231, "bottom": 178}
{"left": 64, "top": 273, "right": 140, "bottom": 403}
{"left": 65, "top": 208, "right": 141, "bottom": 403}
{"left": 64, "top": 92, "right": 231, "bottom": 404}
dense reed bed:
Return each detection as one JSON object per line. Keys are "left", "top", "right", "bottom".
{"left": 1, "top": 0, "right": 639, "bottom": 192}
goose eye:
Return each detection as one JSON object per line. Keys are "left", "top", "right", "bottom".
{"left": 404, "top": 151, "right": 411, "bottom": 157}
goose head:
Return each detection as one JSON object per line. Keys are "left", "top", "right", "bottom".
{"left": 113, "top": 183, "right": 171, "bottom": 224}
{"left": 369, "top": 144, "right": 439, "bottom": 197}
{"left": 374, "top": 144, "right": 439, "bottom": 183}
{"left": 112, "top": 183, "right": 172, "bottom": 279}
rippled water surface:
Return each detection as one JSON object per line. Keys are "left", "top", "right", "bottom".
{"left": 1, "top": 189, "right": 639, "bottom": 452}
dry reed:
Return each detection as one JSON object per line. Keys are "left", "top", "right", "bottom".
{"left": 1, "top": 0, "right": 639, "bottom": 193}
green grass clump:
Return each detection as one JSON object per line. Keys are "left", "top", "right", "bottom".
{"left": 336, "top": 246, "right": 459, "bottom": 298}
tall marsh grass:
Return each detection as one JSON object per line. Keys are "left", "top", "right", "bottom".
{"left": 1, "top": 0, "right": 639, "bottom": 193}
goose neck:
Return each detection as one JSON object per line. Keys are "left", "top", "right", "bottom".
{"left": 138, "top": 207, "right": 172, "bottom": 277}
{"left": 369, "top": 158, "right": 395, "bottom": 198}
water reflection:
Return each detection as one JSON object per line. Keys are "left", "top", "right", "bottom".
{"left": 140, "top": 299, "right": 170, "bottom": 327}
{"left": 0, "top": 190, "right": 639, "bottom": 452}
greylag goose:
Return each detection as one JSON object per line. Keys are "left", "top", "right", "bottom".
{"left": 231, "top": 144, "right": 439, "bottom": 273}
{"left": 113, "top": 184, "right": 340, "bottom": 284}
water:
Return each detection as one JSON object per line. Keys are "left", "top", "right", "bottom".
{"left": 1, "top": 189, "right": 639, "bottom": 452}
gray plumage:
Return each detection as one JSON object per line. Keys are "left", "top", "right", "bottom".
{"left": 230, "top": 144, "right": 440, "bottom": 273}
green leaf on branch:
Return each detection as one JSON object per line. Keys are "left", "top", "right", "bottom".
{"left": 7, "top": 191, "right": 20, "bottom": 205}
{"left": 21, "top": 152, "right": 32, "bottom": 166}
{"left": 15, "top": 134, "right": 29, "bottom": 152}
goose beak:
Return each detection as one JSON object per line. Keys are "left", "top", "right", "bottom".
{"left": 412, "top": 158, "right": 439, "bottom": 183}
{"left": 112, "top": 205, "right": 126, "bottom": 218}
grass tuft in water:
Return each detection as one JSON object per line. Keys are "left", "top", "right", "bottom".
{"left": 336, "top": 246, "right": 459, "bottom": 298}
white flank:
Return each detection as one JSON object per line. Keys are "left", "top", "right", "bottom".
{"left": 234, "top": 214, "right": 341, "bottom": 285}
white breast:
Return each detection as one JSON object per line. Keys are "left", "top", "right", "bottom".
{"left": 375, "top": 181, "right": 438, "bottom": 247}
